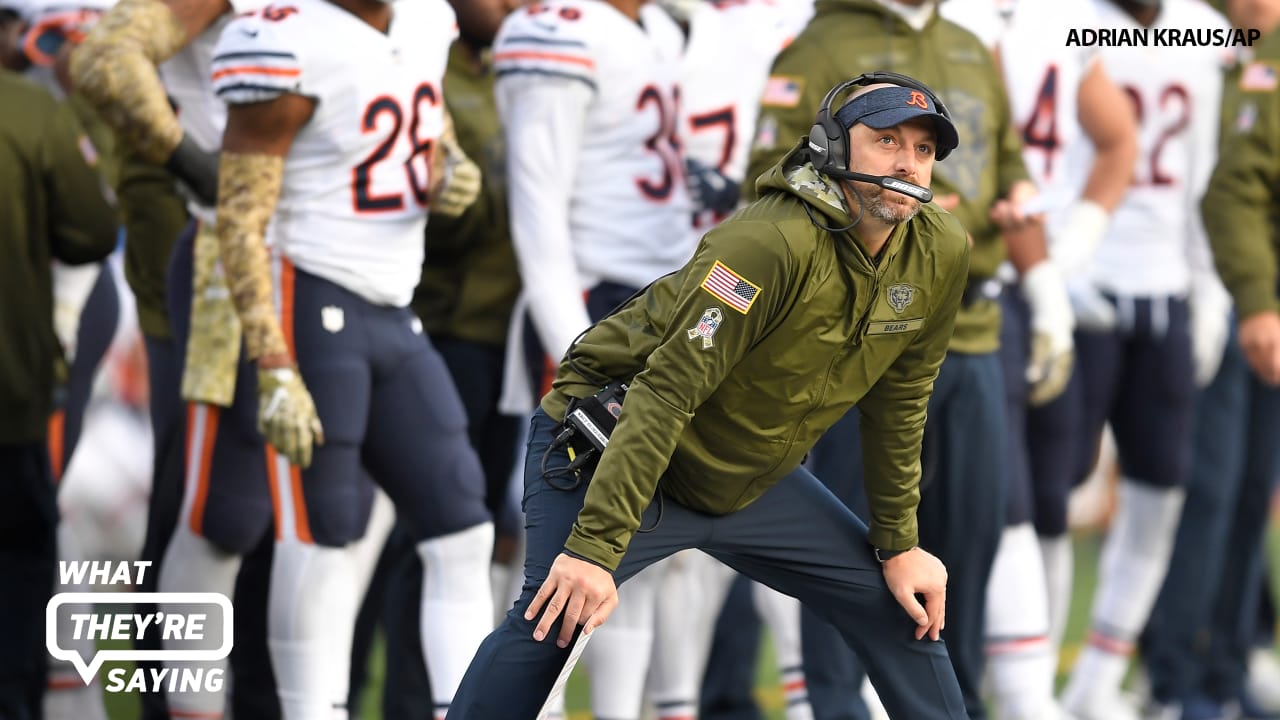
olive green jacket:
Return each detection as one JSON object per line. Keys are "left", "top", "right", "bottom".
{"left": 745, "top": 0, "right": 1028, "bottom": 353}
{"left": 1203, "top": 30, "right": 1280, "bottom": 319}
{"left": 543, "top": 141, "right": 970, "bottom": 570}
{"left": 413, "top": 43, "right": 519, "bottom": 346}
{"left": 0, "top": 71, "right": 117, "bottom": 443}
{"left": 117, "top": 144, "right": 188, "bottom": 339}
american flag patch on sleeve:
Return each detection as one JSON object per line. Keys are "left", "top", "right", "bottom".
{"left": 761, "top": 75, "right": 803, "bottom": 107}
{"left": 701, "top": 261, "right": 761, "bottom": 314}
{"left": 1241, "top": 62, "right": 1278, "bottom": 91}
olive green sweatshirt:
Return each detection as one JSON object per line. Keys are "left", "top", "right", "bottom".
{"left": 745, "top": 0, "right": 1028, "bottom": 353}
{"left": 1203, "top": 30, "right": 1280, "bottom": 319}
{"left": 0, "top": 71, "right": 117, "bottom": 444}
{"left": 543, "top": 142, "right": 970, "bottom": 570}
{"left": 413, "top": 43, "right": 520, "bottom": 346}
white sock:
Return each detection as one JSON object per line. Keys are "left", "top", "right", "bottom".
{"left": 861, "top": 676, "right": 890, "bottom": 720}
{"left": 752, "top": 581, "right": 812, "bottom": 720}
{"left": 268, "top": 541, "right": 358, "bottom": 720}
{"left": 985, "top": 524, "right": 1056, "bottom": 720}
{"left": 158, "top": 526, "right": 242, "bottom": 718}
{"left": 1038, "top": 532, "right": 1074, "bottom": 652}
{"left": 1062, "top": 480, "right": 1185, "bottom": 708}
{"left": 586, "top": 560, "right": 662, "bottom": 720}
{"left": 45, "top": 525, "right": 109, "bottom": 720}
{"left": 348, "top": 486, "right": 395, "bottom": 596}
{"left": 648, "top": 551, "right": 722, "bottom": 719}
{"left": 417, "top": 521, "right": 495, "bottom": 720}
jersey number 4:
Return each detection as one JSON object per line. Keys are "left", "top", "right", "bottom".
{"left": 352, "top": 82, "right": 440, "bottom": 213}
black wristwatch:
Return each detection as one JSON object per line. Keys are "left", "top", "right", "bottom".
{"left": 874, "top": 547, "right": 912, "bottom": 563}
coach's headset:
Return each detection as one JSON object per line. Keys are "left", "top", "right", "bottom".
{"left": 807, "top": 71, "right": 956, "bottom": 205}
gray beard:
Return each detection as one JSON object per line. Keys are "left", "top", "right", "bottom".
{"left": 865, "top": 188, "right": 920, "bottom": 224}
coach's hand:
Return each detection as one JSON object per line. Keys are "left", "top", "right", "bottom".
{"left": 525, "top": 553, "right": 618, "bottom": 648}
{"left": 257, "top": 359, "right": 324, "bottom": 469}
{"left": 882, "top": 547, "right": 947, "bottom": 641}
{"left": 1239, "top": 310, "right": 1280, "bottom": 386}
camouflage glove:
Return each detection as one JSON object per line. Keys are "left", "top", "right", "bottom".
{"left": 1022, "top": 261, "right": 1075, "bottom": 406}
{"left": 431, "top": 135, "right": 482, "bottom": 218}
{"left": 257, "top": 366, "right": 324, "bottom": 468}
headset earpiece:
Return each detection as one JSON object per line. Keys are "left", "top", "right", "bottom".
{"left": 808, "top": 71, "right": 953, "bottom": 168}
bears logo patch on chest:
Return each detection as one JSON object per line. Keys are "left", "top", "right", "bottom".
{"left": 886, "top": 284, "right": 915, "bottom": 314}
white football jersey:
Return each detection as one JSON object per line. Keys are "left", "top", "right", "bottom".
{"left": 494, "top": 0, "right": 692, "bottom": 358}
{"left": 212, "top": 0, "right": 456, "bottom": 307}
{"left": 1085, "top": 0, "right": 1229, "bottom": 296}
{"left": 680, "top": 0, "right": 790, "bottom": 229}
{"left": 160, "top": 0, "right": 270, "bottom": 156}
{"left": 942, "top": 0, "right": 1098, "bottom": 209}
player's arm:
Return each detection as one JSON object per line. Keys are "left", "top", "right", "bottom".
{"left": 495, "top": 70, "right": 594, "bottom": 361}
{"left": 1042, "top": 57, "right": 1138, "bottom": 278}
{"left": 1076, "top": 59, "right": 1137, "bottom": 213}
{"left": 213, "top": 15, "right": 321, "bottom": 464}
{"left": 70, "top": 0, "right": 229, "bottom": 202}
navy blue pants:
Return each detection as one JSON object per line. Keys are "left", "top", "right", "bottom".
{"left": 700, "top": 574, "right": 766, "bottom": 720}
{"left": 276, "top": 265, "right": 489, "bottom": 546}
{"left": 800, "top": 351, "right": 1007, "bottom": 720}
{"left": 996, "top": 289, "right": 1086, "bottom": 534}
{"left": 53, "top": 263, "right": 119, "bottom": 478}
{"left": 163, "top": 223, "right": 281, "bottom": 716}
{"left": 167, "top": 230, "right": 274, "bottom": 553}
{"left": 135, "top": 223, "right": 196, "bottom": 720}
{"left": 1145, "top": 322, "right": 1280, "bottom": 705}
{"left": 448, "top": 409, "right": 968, "bottom": 720}
{"left": 0, "top": 444, "right": 57, "bottom": 720}
{"left": 349, "top": 336, "right": 522, "bottom": 716}
{"left": 1074, "top": 295, "right": 1195, "bottom": 488}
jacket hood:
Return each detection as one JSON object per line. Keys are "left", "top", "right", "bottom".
{"left": 754, "top": 138, "right": 861, "bottom": 228}
{"left": 811, "top": 0, "right": 941, "bottom": 32}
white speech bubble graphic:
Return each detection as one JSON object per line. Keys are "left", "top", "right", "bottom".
{"left": 46, "top": 592, "right": 233, "bottom": 685}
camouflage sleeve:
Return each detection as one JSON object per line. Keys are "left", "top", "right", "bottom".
{"left": 742, "top": 42, "right": 841, "bottom": 201}
{"left": 856, "top": 216, "right": 970, "bottom": 552}
{"left": 70, "top": 0, "right": 187, "bottom": 165}
{"left": 215, "top": 151, "right": 288, "bottom": 359}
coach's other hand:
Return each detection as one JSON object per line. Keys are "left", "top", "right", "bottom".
{"left": 257, "top": 362, "right": 325, "bottom": 468}
{"left": 1239, "top": 310, "right": 1280, "bottom": 386}
{"left": 882, "top": 547, "right": 947, "bottom": 641}
{"left": 525, "top": 553, "right": 618, "bottom": 648}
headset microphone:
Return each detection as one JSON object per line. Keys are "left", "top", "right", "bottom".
{"left": 825, "top": 168, "right": 934, "bottom": 204}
